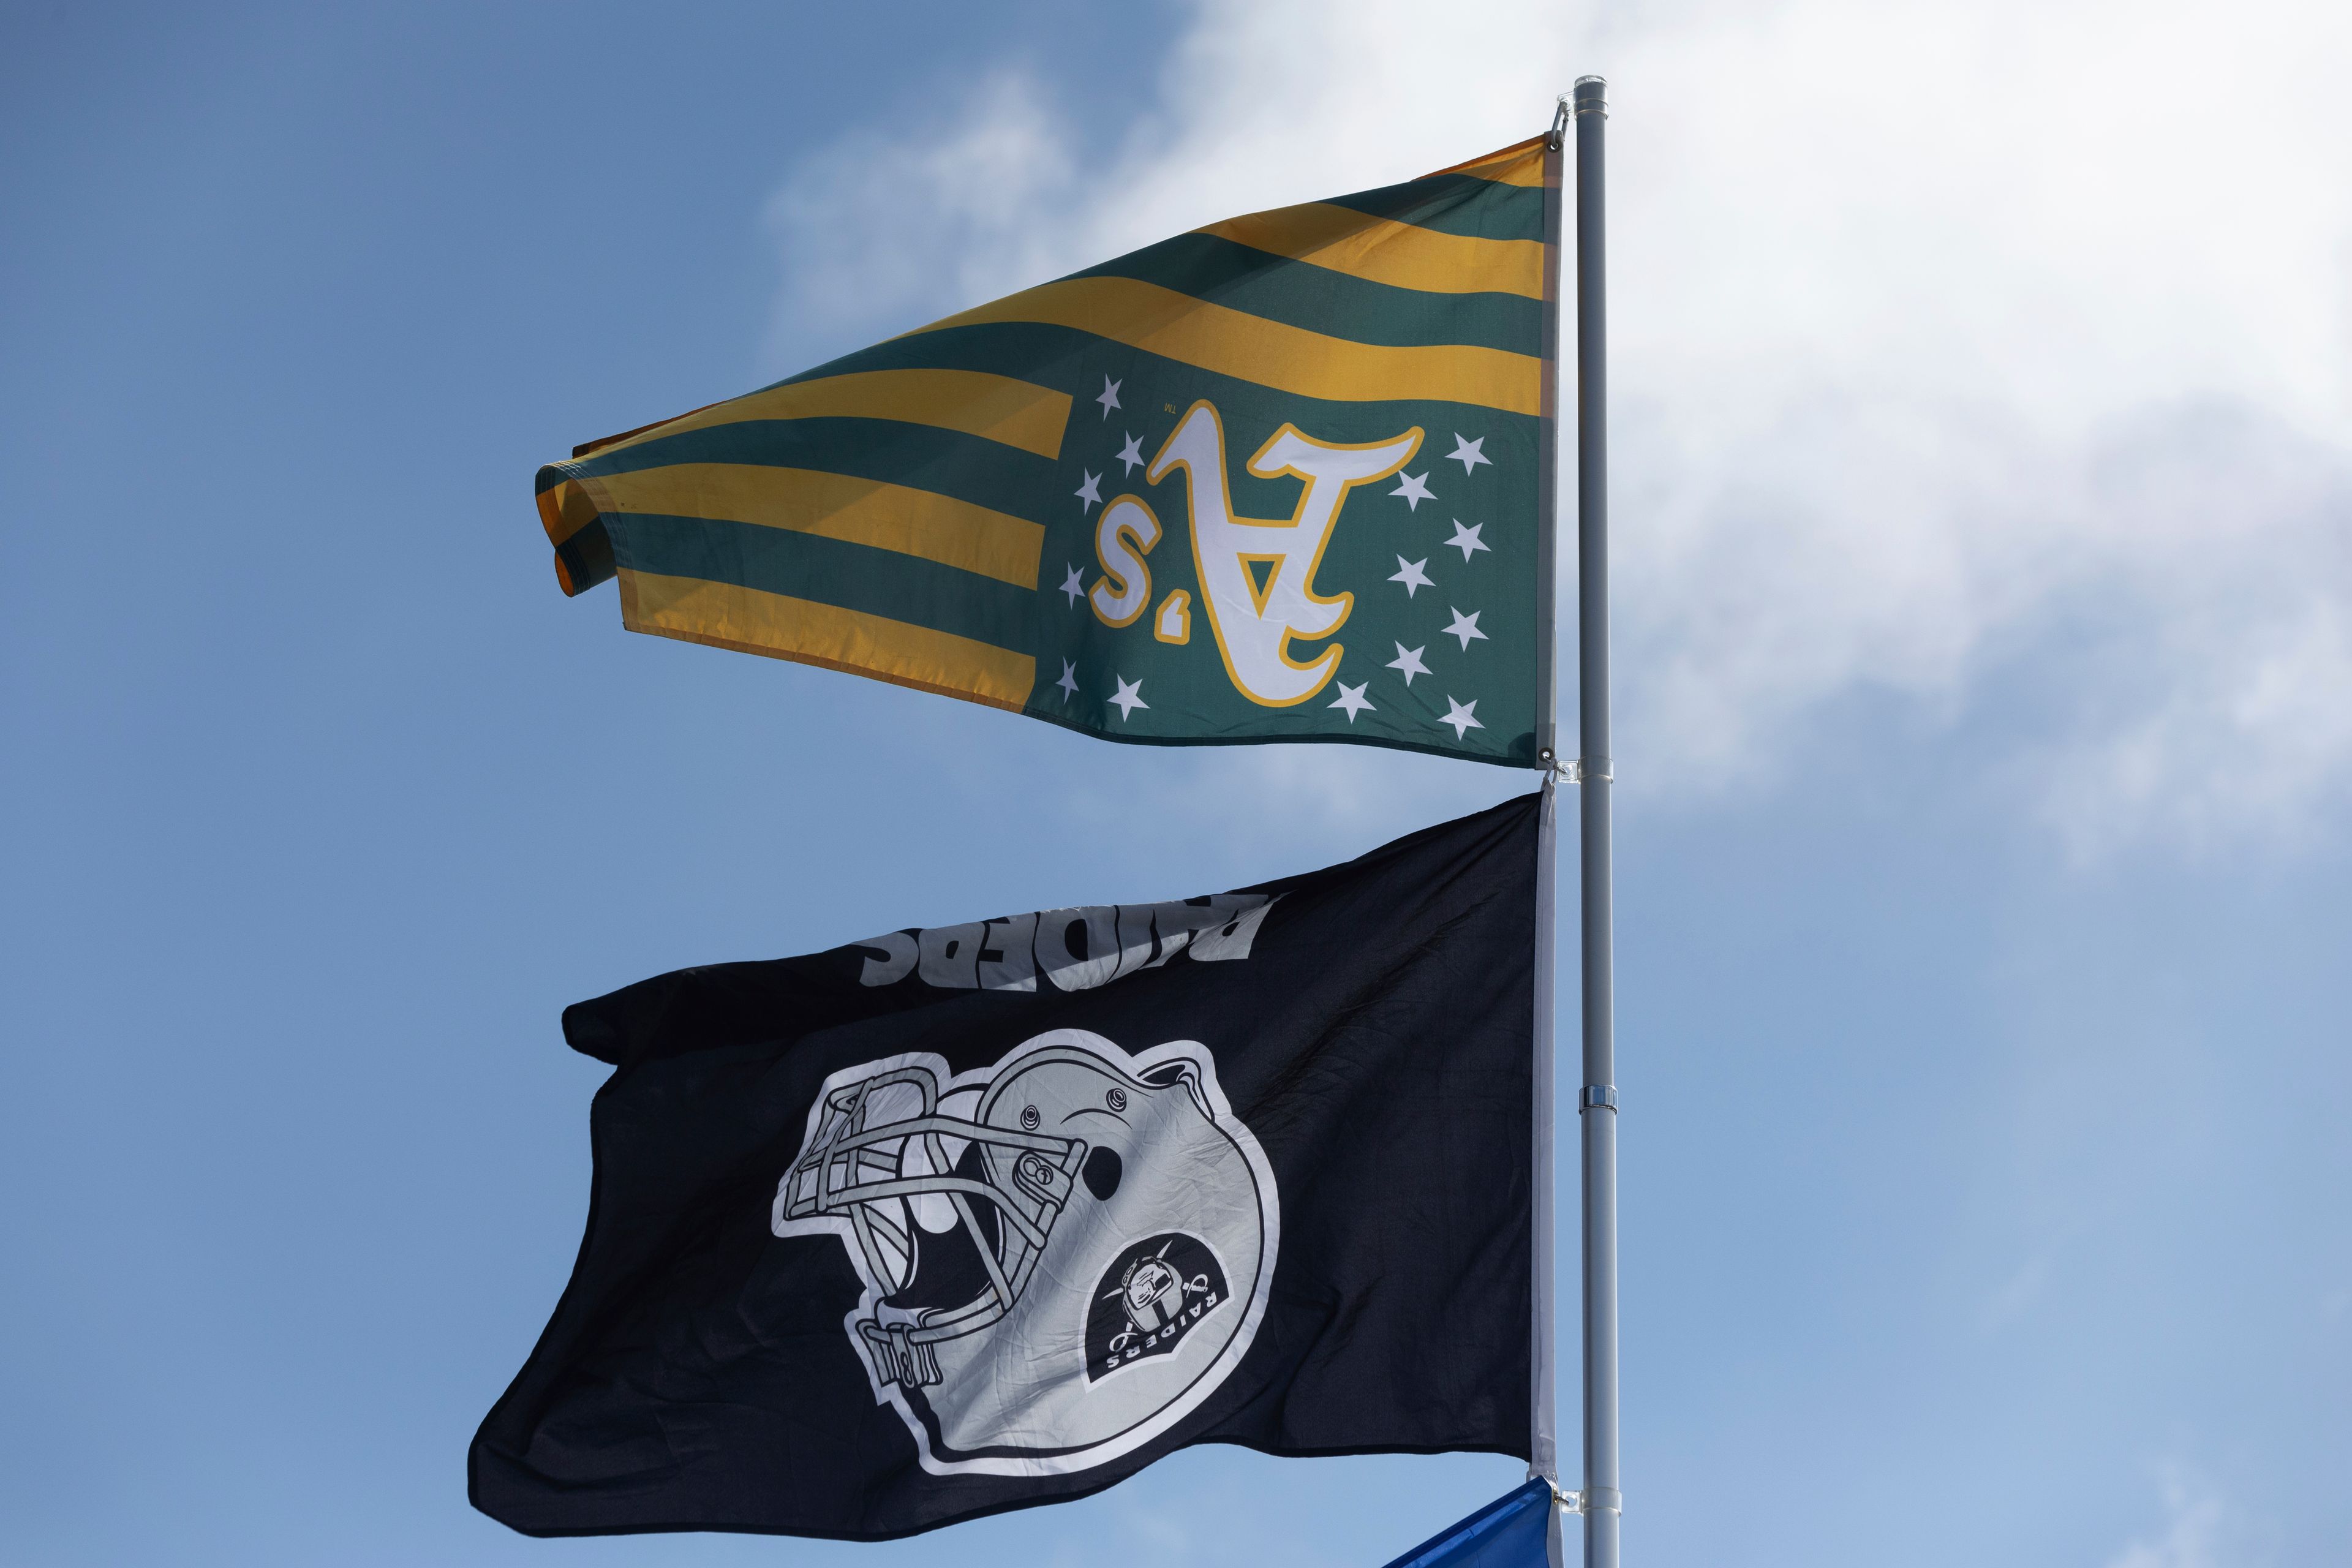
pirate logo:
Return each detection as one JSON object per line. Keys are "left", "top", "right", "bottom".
{"left": 1086, "top": 1233, "right": 1229, "bottom": 1382}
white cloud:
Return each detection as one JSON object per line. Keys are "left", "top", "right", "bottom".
{"left": 762, "top": 70, "right": 1080, "bottom": 366}
{"left": 765, "top": 0, "right": 2352, "bottom": 851}
{"left": 2105, "top": 1466, "right": 2228, "bottom": 1568}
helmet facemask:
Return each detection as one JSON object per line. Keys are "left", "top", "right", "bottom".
{"left": 777, "top": 1065, "right": 1087, "bottom": 1388}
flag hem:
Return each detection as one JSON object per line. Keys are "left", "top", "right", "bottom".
{"left": 470, "top": 1436, "right": 1529, "bottom": 1544}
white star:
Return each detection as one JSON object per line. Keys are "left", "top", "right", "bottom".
{"left": 1060, "top": 564, "right": 1085, "bottom": 605}
{"left": 1115, "top": 432, "right": 1145, "bottom": 474}
{"left": 1389, "top": 556, "right": 1433, "bottom": 597}
{"left": 1446, "top": 520, "right": 1490, "bottom": 561}
{"left": 1444, "top": 606, "right": 1488, "bottom": 650}
{"left": 1074, "top": 470, "right": 1102, "bottom": 511}
{"left": 1438, "top": 696, "right": 1483, "bottom": 740}
{"left": 1387, "top": 643, "right": 1430, "bottom": 685}
{"left": 1447, "top": 434, "right": 1491, "bottom": 473}
{"left": 1108, "top": 674, "right": 1148, "bottom": 720}
{"left": 1328, "top": 681, "right": 1374, "bottom": 723}
{"left": 1096, "top": 377, "right": 1122, "bottom": 418}
{"left": 1056, "top": 660, "right": 1079, "bottom": 702}
{"left": 1390, "top": 470, "right": 1436, "bottom": 510}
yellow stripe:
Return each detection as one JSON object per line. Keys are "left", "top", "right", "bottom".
{"left": 579, "top": 464, "right": 1042, "bottom": 588}
{"left": 618, "top": 571, "right": 1036, "bottom": 710}
{"left": 913, "top": 276, "right": 1540, "bottom": 417}
{"left": 1425, "top": 135, "right": 1548, "bottom": 187}
{"left": 538, "top": 477, "right": 600, "bottom": 548}
{"left": 1199, "top": 202, "right": 1545, "bottom": 300}
{"left": 592, "top": 368, "right": 1074, "bottom": 461}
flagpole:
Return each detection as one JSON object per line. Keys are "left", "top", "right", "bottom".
{"left": 1569, "top": 74, "right": 1622, "bottom": 1568}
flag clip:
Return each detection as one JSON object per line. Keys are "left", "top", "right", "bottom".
{"left": 1581, "top": 1084, "right": 1618, "bottom": 1112}
{"left": 1565, "top": 1486, "right": 1623, "bottom": 1516}
{"left": 1564, "top": 758, "right": 1612, "bottom": 784}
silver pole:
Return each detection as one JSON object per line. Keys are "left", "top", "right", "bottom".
{"left": 1571, "top": 73, "right": 1621, "bottom": 1568}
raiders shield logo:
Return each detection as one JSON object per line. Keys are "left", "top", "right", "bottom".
{"left": 1086, "top": 1233, "right": 1229, "bottom": 1382}
{"left": 772, "top": 1029, "right": 1279, "bottom": 1476}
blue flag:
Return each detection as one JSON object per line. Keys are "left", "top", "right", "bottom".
{"left": 1381, "top": 1479, "right": 1559, "bottom": 1568}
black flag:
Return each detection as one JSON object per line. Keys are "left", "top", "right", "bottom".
{"left": 472, "top": 794, "right": 1539, "bottom": 1540}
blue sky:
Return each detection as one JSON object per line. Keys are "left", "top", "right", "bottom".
{"left": 3, "top": 2, "right": 2347, "bottom": 1565}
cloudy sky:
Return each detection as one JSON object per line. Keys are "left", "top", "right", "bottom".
{"left": 3, "top": 2, "right": 2346, "bottom": 1565}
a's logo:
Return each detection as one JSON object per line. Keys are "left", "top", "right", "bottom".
{"left": 772, "top": 1030, "right": 1279, "bottom": 1477}
{"left": 1092, "top": 401, "right": 1420, "bottom": 707}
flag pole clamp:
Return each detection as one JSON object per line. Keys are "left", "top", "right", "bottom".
{"left": 1560, "top": 1485, "right": 1623, "bottom": 1516}
{"left": 1580, "top": 1084, "right": 1618, "bottom": 1113}
{"left": 1562, "top": 757, "right": 1611, "bottom": 784}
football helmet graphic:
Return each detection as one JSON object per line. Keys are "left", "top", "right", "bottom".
{"left": 772, "top": 1028, "right": 1278, "bottom": 1477}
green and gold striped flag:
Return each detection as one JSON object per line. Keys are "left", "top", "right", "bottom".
{"left": 538, "top": 133, "right": 1560, "bottom": 765}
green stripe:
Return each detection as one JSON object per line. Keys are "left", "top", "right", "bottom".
{"left": 559, "top": 418, "right": 1060, "bottom": 523}
{"left": 556, "top": 516, "right": 616, "bottom": 592}
{"left": 1010, "top": 706, "right": 1540, "bottom": 769}
{"left": 605, "top": 513, "right": 1037, "bottom": 652}
{"left": 1067, "top": 233, "right": 1541, "bottom": 354}
{"left": 1322, "top": 173, "right": 1545, "bottom": 244}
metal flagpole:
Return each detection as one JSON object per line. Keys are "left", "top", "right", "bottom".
{"left": 1569, "top": 74, "right": 1621, "bottom": 1568}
